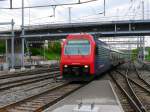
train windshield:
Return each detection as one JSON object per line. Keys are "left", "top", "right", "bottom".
{"left": 65, "top": 39, "right": 90, "bottom": 55}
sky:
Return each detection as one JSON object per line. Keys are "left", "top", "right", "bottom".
{"left": 0, "top": 0, "right": 150, "bottom": 46}
{"left": 1, "top": 0, "right": 149, "bottom": 26}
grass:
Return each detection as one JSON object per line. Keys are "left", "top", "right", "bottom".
{"left": 0, "top": 41, "right": 61, "bottom": 60}
{"left": 131, "top": 48, "right": 139, "bottom": 60}
{"left": 131, "top": 47, "right": 150, "bottom": 62}
{"left": 44, "top": 51, "right": 60, "bottom": 60}
{"left": 0, "top": 41, "right": 5, "bottom": 54}
{"left": 29, "top": 42, "right": 61, "bottom": 60}
{"left": 145, "top": 47, "right": 150, "bottom": 61}
{"left": 145, "top": 55, "right": 150, "bottom": 61}
{"left": 29, "top": 48, "right": 60, "bottom": 60}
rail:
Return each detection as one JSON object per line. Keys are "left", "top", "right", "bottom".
{"left": 0, "top": 82, "right": 85, "bottom": 112}
{"left": 110, "top": 62, "right": 150, "bottom": 112}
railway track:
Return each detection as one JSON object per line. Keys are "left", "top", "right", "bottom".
{"left": 109, "top": 72, "right": 135, "bottom": 112}
{"left": 0, "top": 82, "right": 85, "bottom": 112}
{"left": 0, "top": 71, "right": 60, "bottom": 91}
{"left": 0, "top": 67, "right": 59, "bottom": 79}
{"left": 0, "top": 66, "right": 60, "bottom": 91}
{"left": 110, "top": 62, "right": 150, "bottom": 112}
{"left": 0, "top": 65, "right": 64, "bottom": 110}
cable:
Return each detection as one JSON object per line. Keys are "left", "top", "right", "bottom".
{"left": 30, "top": 15, "right": 53, "bottom": 21}
{"left": 51, "top": 0, "right": 103, "bottom": 23}
{"left": 71, "top": 12, "right": 103, "bottom": 21}
{"left": 0, "top": 9, "right": 20, "bottom": 17}
{"left": 132, "top": 1, "right": 142, "bottom": 20}
{"left": 26, "top": 12, "right": 146, "bottom": 26}
{"left": 123, "top": 0, "right": 140, "bottom": 17}
{"left": 0, "top": 0, "right": 98, "bottom": 9}
{"left": 52, "top": 0, "right": 66, "bottom": 9}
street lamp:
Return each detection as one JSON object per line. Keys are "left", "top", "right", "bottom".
{"left": 68, "top": 7, "right": 72, "bottom": 23}
{"left": 104, "top": 0, "right": 105, "bottom": 16}
{"left": 10, "top": 0, "right": 12, "bottom": 9}
{"left": 21, "top": 0, "right": 25, "bottom": 70}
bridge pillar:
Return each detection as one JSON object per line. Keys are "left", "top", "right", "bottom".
{"left": 7, "top": 38, "right": 23, "bottom": 68}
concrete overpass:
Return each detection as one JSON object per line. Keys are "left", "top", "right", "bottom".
{"left": 18, "top": 20, "right": 150, "bottom": 40}
{"left": 1, "top": 19, "right": 150, "bottom": 40}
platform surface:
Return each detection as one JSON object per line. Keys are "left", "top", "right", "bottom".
{"left": 44, "top": 80, "right": 124, "bottom": 112}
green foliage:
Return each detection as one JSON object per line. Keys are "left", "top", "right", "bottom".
{"left": 145, "top": 55, "right": 150, "bottom": 61}
{"left": 30, "top": 41, "right": 61, "bottom": 60}
{"left": 30, "top": 48, "right": 41, "bottom": 56}
{"left": 48, "top": 42, "right": 61, "bottom": 54}
{"left": 145, "top": 47, "right": 150, "bottom": 61}
{"left": 44, "top": 50, "right": 60, "bottom": 60}
{"left": 45, "top": 42, "right": 61, "bottom": 60}
{"left": 131, "top": 48, "right": 139, "bottom": 60}
{"left": 131, "top": 47, "right": 150, "bottom": 61}
{"left": 0, "top": 41, "right": 5, "bottom": 54}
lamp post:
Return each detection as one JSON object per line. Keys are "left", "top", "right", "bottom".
{"left": 21, "top": 0, "right": 25, "bottom": 70}
{"left": 104, "top": 0, "right": 105, "bottom": 16}
{"left": 142, "top": 0, "right": 145, "bottom": 61}
{"left": 52, "top": 5, "right": 56, "bottom": 19}
{"left": 11, "top": 19, "right": 14, "bottom": 69}
{"left": 68, "top": 7, "right": 72, "bottom": 23}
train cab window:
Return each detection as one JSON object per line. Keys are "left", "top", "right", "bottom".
{"left": 64, "top": 39, "right": 90, "bottom": 55}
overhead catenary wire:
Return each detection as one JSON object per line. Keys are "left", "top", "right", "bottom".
{"left": 1, "top": 10, "right": 148, "bottom": 27}
{"left": 0, "top": 0, "right": 150, "bottom": 28}
{"left": 0, "top": 9, "right": 31, "bottom": 25}
{"left": 0, "top": 0, "right": 96, "bottom": 24}
{"left": 124, "top": 0, "right": 137, "bottom": 17}
{"left": 0, "top": 0, "right": 98, "bottom": 9}
{"left": 23, "top": 10, "right": 150, "bottom": 26}
{"left": 28, "top": 0, "right": 104, "bottom": 24}
{"left": 26, "top": 0, "right": 31, "bottom": 25}
{"left": 0, "top": 0, "right": 99, "bottom": 26}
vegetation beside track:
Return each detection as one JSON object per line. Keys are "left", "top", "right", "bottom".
{"left": 131, "top": 48, "right": 139, "bottom": 60}
{"left": 145, "top": 47, "right": 150, "bottom": 61}
{"left": 29, "top": 41, "right": 61, "bottom": 60}
{"left": 0, "top": 41, "right": 61, "bottom": 60}
{"left": 0, "top": 41, "right": 5, "bottom": 54}
{"left": 131, "top": 47, "right": 150, "bottom": 61}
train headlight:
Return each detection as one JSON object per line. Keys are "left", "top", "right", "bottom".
{"left": 84, "top": 65, "right": 88, "bottom": 68}
{"left": 64, "top": 65, "right": 68, "bottom": 68}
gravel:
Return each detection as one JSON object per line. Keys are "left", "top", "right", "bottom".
{"left": 0, "top": 78, "right": 64, "bottom": 107}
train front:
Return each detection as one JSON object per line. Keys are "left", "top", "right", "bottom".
{"left": 60, "top": 34, "right": 95, "bottom": 81}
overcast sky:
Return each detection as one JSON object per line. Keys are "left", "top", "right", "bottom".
{"left": 1, "top": 0, "right": 149, "bottom": 26}
{"left": 0, "top": 0, "right": 150, "bottom": 46}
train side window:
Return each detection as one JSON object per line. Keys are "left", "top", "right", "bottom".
{"left": 95, "top": 46, "right": 98, "bottom": 55}
{"left": 110, "top": 52, "right": 113, "bottom": 60}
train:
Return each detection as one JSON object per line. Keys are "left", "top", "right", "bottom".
{"left": 60, "top": 33, "right": 126, "bottom": 81}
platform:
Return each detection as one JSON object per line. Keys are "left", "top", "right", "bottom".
{"left": 44, "top": 80, "right": 124, "bottom": 112}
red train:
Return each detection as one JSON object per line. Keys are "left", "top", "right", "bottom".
{"left": 60, "top": 33, "right": 125, "bottom": 81}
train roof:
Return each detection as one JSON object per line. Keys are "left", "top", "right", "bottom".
{"left": 94, "top": 38, "right": 108, "bottom": 46}
{"left": 65, "top": 34, "right": 126, "bottom": 55}
{"left": 66, "top": 33, "right": 94, "bottom": 40}
{"left": 95, "top": 39, "right": 126, "bottom": 54}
